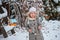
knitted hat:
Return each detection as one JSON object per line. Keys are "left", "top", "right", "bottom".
{"left": 29, "top": 7, "right": 36, "bottom": 12}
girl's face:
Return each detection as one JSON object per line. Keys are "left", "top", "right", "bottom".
{"left": 29, "top": 12, "right": 36, "bottom": 18}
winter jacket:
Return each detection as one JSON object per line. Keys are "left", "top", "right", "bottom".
{"left": 25, "top": 16, "right": 42, "bottom": 33}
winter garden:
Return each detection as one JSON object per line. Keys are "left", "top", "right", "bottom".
{"left": 0, "top": 0, "right": 60, "bottom": 40}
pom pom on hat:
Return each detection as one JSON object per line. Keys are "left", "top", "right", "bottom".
{"left": 29, "top": 7, "right": 36, "bottom": 12}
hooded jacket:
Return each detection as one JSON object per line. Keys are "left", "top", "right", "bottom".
{"left": 25, "top": 7, "right": 42, "bottom": 32}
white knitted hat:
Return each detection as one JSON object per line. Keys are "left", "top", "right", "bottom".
{"left": 29, "top": 7, "right": 36, "bottom": 12}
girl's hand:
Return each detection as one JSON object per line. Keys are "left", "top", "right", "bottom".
{"left": 29, "top": 29, "right": 32, "bottom": 33}
{"left": 38, "top": 25, "right": 42, "bottom": 30}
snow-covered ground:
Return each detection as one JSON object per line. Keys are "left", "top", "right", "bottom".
{"left": 0, "top": 27, "right": 29, "bottom": 40}
{"left": 41, "top": 19, "right": 60, "bottom": 40}
{"left": 0, "top": 19, "right": 60, "bottom": 40}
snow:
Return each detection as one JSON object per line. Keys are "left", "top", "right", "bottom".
{"left": 0, "top": 27, "right": 29, "bottom": 40}
{"left": 53, "top": 0, "right": 59, "bottom": 3}
{"left": 41, "top": 19, "right": 60, "bottom": 40}
{"left": 0, "top": 17, "right": 60, "bottom": 40}
{"left": 4, "top": 25, "right": 15, "bottom": 32}
{"left": 6, "top": 30, "right": 29, "bottom": 40}
{"left": 0, "top": 0, "right": 2, "bottom": 5}
{"left": 57, "top": 6, "right": 60, "bottom": 12}
{"left": 0, "top": 7, "right": 7, "bottom": 19}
